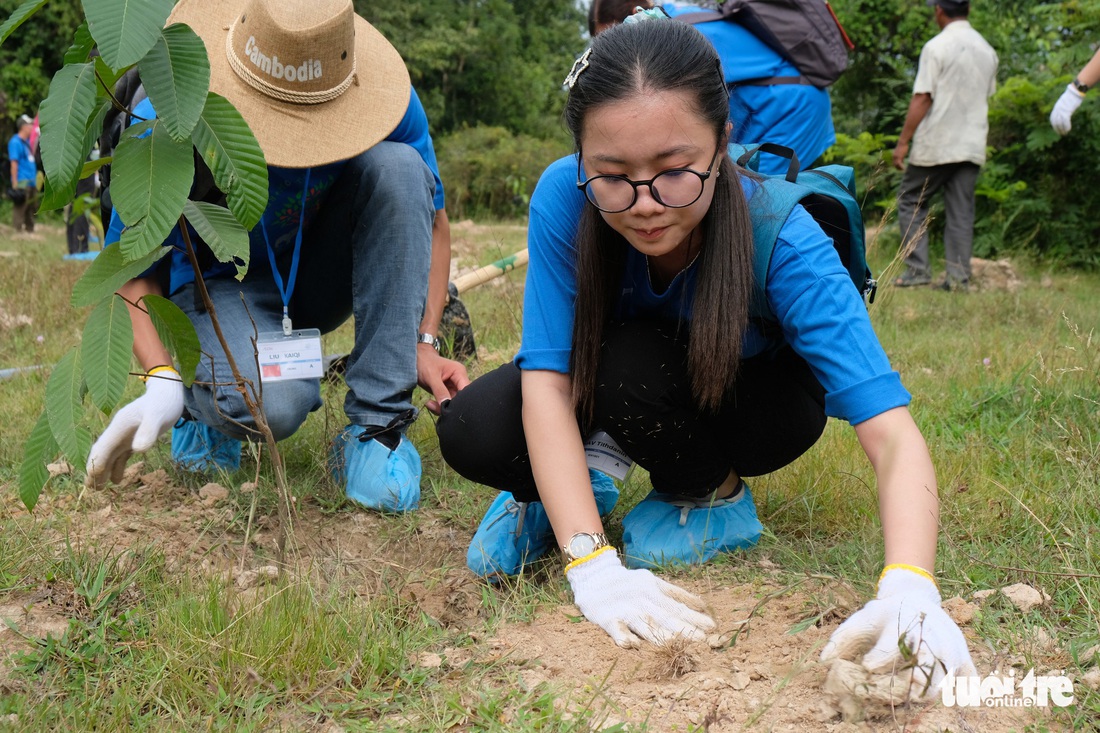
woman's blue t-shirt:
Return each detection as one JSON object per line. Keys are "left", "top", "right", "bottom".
{"left": 515, "top": 154, "right": 910, "bottom": 426}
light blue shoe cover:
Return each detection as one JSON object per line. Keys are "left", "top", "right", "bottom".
{"left": 466, "top": 470, "right": 620, "bottom": 578}
{"left": 171, "top": 420, "right": 242, "bottom": 473}
{"left": 622, "top": 482, "right": 762, "bottom": 569}
{"left": 330, "top": 425, "right": 422, "bottom": 513}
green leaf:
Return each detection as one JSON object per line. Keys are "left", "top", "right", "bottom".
{"left": 0, "top": 0, "right": 48, "bottom": 47}
{"left": 42, "top": 97, "right": 112, "bottom": 213}
{"left": 80, "top": 155, "right": 112, "bottom": 180}
{"left": 71, "top": 242, "right": 169, "bottom": 308}
{"left": 19, "top": 411, "right": 58, "bottom": 512}
{"left": 38, "top": 62, "right": 98, "bottom": 211}
{"left": 113, "top": 120, "right": 195, "bottom": 260}
{"left": 94, "top": 56, "right": 127, "bottom": 98}
{"left": 82, "top": 295, "right": 135, "bottom": 413}
{"left": 192, "top": 93, "right": 268, "bottom": 230}
{"left": 64, "top": 21, "right": 95, "bottom": 64}
{"left": 182, "top": 200, "right": 249, "bottom": 279}
{"left": 138, "top": 24, "right": 210, "bottom": 142}
{"left": 46, "top": 348, "right": 91, "bottom": 470}
{"left": 82, "top": 0, "right": 175, "bottom": 69}
{"left": 71, "top": 193, "right": 99, "bottom": 218}
{"left": 143, "top": 295, "right": 200, "bottom": 387}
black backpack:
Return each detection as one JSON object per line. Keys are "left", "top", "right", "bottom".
{"left": 673, "top": 0, "right": 854, "bottom": 88}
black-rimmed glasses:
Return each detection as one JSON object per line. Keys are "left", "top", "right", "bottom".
{"left": 576, "top": 149, "right": 720, "bottom": 214}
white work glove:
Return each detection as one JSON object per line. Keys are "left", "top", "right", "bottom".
{"left": 566, "top": 548, "right": 716, "bottom": 648}
{"left": 821, "top": 566, "right": 977, "bottom": 700}
{"left": 1051, "top": 84, "right": 1085, "bottom": 135}
{"left": 86, "top": 368, "right": 185, "bottom": 489}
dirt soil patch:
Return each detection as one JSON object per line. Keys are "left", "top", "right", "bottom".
{"left": 0, "top": 468, "right": 1070, "bottom": 731}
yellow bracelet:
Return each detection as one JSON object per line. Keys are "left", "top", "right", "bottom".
{"left": 140, "top": 365, "right": 178, "bottom": 382}
{"left": 878, "top": 563, "right": 938, "bottom": 591}
{"left": 564, "top": 544, "right": 615, "bottom": 574}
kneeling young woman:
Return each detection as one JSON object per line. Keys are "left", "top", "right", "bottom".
{"left": 437, "top": 15, "right": 975, "bottom": 699}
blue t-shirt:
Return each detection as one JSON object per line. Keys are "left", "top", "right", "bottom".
{"left": 107, "top": 87, "right": 445, "bottom": 294}
{"left": 515, "top": 154, "right": 910, "bottom": 426}
{"left": 663, "top": 3, "right": 836, "bottom": 173}
{"left": 7, "top": 135, "right": 35, "bottom": 185}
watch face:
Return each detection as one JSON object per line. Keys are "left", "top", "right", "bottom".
{"left": 567, "top": 533, "right": 598, "bottom": 558}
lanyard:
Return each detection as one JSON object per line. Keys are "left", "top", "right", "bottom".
{"left": 260, "top": 168, "right": 311, "bottom": 335}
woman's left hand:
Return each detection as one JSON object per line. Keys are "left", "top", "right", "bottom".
{"left": 821, "top": 566, "right": 977, "bottom": 700}
{"left": 566, "top": 548, "right": 716, "bottom": 648}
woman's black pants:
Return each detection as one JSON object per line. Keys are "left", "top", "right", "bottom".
{"left": 437, "top": 320, "right": 827, "bottom": 502}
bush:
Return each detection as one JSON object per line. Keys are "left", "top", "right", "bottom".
{"left": 977, "top": 75, "right": 1100, "bottom": 268}
{"left": 436, "top": 124, "right": 571, "bottom": 221}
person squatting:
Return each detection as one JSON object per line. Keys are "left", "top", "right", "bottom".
{"left": 436, "top": 16, "right": 975, "bottom": 699}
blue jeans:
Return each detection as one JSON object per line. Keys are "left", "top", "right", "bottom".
{"left": 173, "top": 142, "right": 436, "bottom": 441}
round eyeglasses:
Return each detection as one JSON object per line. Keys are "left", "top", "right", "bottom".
{"left": 576, "top": 149, "right": 720, "bottom": 214}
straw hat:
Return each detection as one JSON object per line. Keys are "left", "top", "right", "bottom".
{"left": 168, "top": 0, "right": 411, "bottom": 168}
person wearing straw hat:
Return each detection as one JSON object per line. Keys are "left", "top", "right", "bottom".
{"left": 85, "top": 0, "right": 469, "bottom": 513}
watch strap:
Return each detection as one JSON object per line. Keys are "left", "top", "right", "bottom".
{"left": 561, "top": 531, "right": 612, "bottom": 562}
{"left": 1073, "top": 77, "right": 1090, "bottom": 94}
{"left": 417, "top": 332, "right": 440, "bottom": 352}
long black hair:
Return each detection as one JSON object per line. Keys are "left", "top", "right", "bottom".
{"left": 564, "top": 20, "right": 756, "bottom": 421}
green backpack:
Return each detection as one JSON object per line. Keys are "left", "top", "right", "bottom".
{"left": 734, "top": 142, "right": 877, "bottom": 321}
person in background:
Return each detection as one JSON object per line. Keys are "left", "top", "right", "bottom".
{"left": 892, "top": 0, "right": 998, "bottom": 291}
{"left": 588, "top": 0, "right": 836, "bottom": 175}
{"left": 436, "top": 17, "right": 975, "bottom": 703}
{"left": 65, "top": 166, "right": 97, "bottom": 255}
{"left": 85, "top": 0, "right": 469, "bottom": 514}
{"left": 1050, "top": 47, "right": 1100, "bottom": 135}
{"left": 8, "top": 114, "right": 38, "bottom": 233}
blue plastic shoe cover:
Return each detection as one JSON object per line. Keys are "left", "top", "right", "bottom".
{"left": 621, "top": 481, "right": 762, "bottom": 569}
{"left": 330, "top": 425, "right": 421, "bottom": 513}
{"left": 466, "top": 469, "right": 620, "bottom": 578}
{"left": 171, "top": 419, "right": 242, "bottom": 473}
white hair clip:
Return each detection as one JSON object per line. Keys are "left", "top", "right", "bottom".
{"left": 564, "top": 47, "right": 593, "bottom": 90}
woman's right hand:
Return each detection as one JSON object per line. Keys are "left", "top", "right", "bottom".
{"left": 566, "top": 547, "right": 716, "bottom": 648}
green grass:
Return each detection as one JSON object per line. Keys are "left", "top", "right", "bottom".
{"left": 1, "top": 222, "right": 1099, "bottom": 730}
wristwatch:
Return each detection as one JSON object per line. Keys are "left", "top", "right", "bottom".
{"left": 417, "top": 332, "right": 440, "bottom": 352}
{"left": 562, "top": 532, "right": 612, "bottom": 563}
{"left": 1073, "top": 77, "right": 1090, "bottom": 94}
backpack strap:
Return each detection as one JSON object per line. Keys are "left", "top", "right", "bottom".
{"left": 748, "top": 178, "right": 811, "bottom": 321}
{"left": 732, "top": 143, "right": 813, "bottom": 321}
{"left": 729, "top": 77, "right": 812, "bottom": 88}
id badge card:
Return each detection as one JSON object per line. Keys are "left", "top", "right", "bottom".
{"left": 584, "top": 430, "right": 634, "bottom": 482}
{"left": 257, "top": 328, "right": 323, "bottom": 382}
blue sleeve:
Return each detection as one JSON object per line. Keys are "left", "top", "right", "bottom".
{"left": 514, "top": 155, "right": 586, "bottom": 373}
{"left": 766, "top": 206, "right": 911, "bottom": 424}
{"left": 7, "top": 137, "right": 19, "bottom": 163}
{"left": 386, "top": 86, "right": 445, "bottom": 210}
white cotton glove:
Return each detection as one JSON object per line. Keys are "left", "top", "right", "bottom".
{"left": 1051, "top": 84, "right": 1085, "bottom": 135}
{"left": 85, "top": 368, "right": 185, "bottom": 489}
{"left": 566, "top": 548, "right": 717, "bottom": 648}
{"left": 821, "top": 566, "right": 977, "bottom": 700}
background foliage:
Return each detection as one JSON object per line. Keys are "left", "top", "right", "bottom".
{"left": 8, "top": 0, "right": 1100, "bottom": 257}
